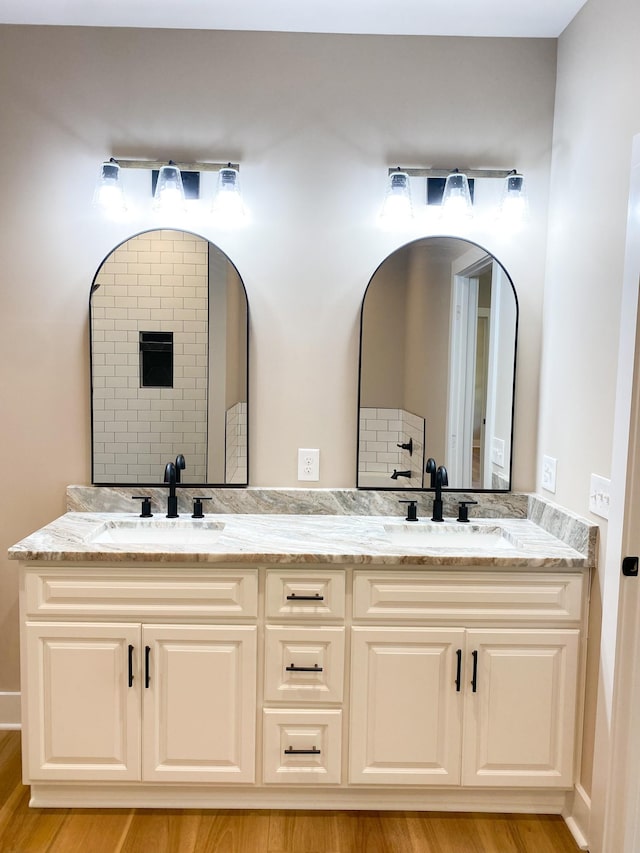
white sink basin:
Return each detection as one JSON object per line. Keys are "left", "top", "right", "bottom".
{"left": 383, "top": 523, "right": 515, "bottom": 550}
{"left": 89, "top": 518, "right": 225, "bottom": 547}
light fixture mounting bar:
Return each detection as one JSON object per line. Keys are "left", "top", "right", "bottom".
{"left": 389, "top": 167, "right": 514, "bottom": 179}
{"left": 114, "top": 159, "right": 240, "bottom": 172}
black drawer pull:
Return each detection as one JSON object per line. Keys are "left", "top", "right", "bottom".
{"left": 128, "top": 644, "right": 134, "bottom": 687}
{"left": 471, "top": 649, "right": 478, "bottom": 693}
{"left": 286, "top": 593, "right": 324, "bottom": 601}
{"left": 455, "top": 649, "right": 462, "bottom": 692}
{"left": 286, "top": 663, "right": 324, "bottom": 672}
{"left": 145, "top": 645, "right": 151, "bottom": 689}
{"left": 284, "top": 746, "right": 321, "bottom": 755}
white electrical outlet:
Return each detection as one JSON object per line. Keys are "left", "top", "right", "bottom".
{"left": 542, "top": 455, "right": 557, "bottom": 493}
{"left": 298, "top": 448, "right": 320, "bottom": 481}
{"left": 590, "top": 473, "right": 611, "bottom": 520}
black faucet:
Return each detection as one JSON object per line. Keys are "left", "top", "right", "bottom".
{"left": 164, "top": 461, "right": 179, "bottom": 518}
{"left": 431, "top": 465, "right": 449, "bottom": 522}
{"left": 391, "top": 469, "right": 412, "bottom": 480}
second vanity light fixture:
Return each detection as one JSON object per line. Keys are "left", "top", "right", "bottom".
{"left": 381, "top": 166, "right": 528, "bottom": 227}
{"left": 93, "top": 158, "right": 244, "bottom": 221}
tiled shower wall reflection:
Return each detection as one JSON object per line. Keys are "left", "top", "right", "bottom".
{"left": 225, "top": 401, "right": 247, "bottom": 484}
{"left": 92, "top": 231, "right": 208, "bottom": 483}
{"left": 358, "top": 407, "right": 425, "bottom": 488}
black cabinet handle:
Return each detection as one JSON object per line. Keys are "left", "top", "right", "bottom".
{"left": 471, "top": 650, "right": 478, "bottom": 693}
{"left": 455, "top": 649, "right": 462, "bottom": 692}
{"left": 285, "top": 663, "right": 323, "bottom": 672}
{"left": 284, "top": 746, "right": 321, "bottom": 755}
{"left": 128, "top": 644, "right": 134, "bottom": 687}
{"left": 286, "top": 593, "right": 324, "bottom": 601}
{"left": 145, "top": 645, "right": 151, "bottom": 688}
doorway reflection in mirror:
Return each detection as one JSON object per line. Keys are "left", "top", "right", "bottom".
{"left": 357, "top": 237, "right": 517, "bottom": 491}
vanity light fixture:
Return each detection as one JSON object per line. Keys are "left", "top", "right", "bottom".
{"left": 498, "top": 170, "right": 528, "bottom": 227}
{"left": 92, "top": 158, "right": 127, "bottom": 214}
{"left": 380, "top": 168, "right": 413, "bottom": 224}
{"left": 93, "top": 158, "right": 242, "bottom": 218}
{"left": 381, "top": 166, "right": 526, "bottom": 227}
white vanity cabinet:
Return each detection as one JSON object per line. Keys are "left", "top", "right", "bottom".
{"left": 349, "top": 571, "right": 584, "bottom": 790}
{"left": 17, "top": 557, "right": 588, "bottom": 812}
{"left": 20, "top": 566, "right": 258, "bottom": 786}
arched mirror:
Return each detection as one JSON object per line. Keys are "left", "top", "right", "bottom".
{"left": 90, "top": 229, "right": 248, "bottom": 486}
{"left": 357, "top": 236, "right": 517, "bottom": 491}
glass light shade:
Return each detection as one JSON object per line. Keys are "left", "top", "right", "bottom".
{"left": 380, "top": 171, "right": 413, "bottom": 223}
{"left": 211, "top": 167, "right": 244, "bottom": 221}
{"left": 499, "top": 172, "right": 528, "bottom": 226}
{"left": 153, "top": 163, "right": 186, "bottom": 212}
{"left": 441, "top": 171, "right": 473, "bottom": 219}
{"left": 92, "top": 160, "right": 126, "bottom": 213}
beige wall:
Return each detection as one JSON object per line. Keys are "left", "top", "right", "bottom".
{"left": 0, "top": 27, "right": 555, "bottom": 692}
{"left": 360, "top": 252, "right": 408, "bottom": 408}
{"left": 540, "top": 0, "right": 640, "bottom": 834}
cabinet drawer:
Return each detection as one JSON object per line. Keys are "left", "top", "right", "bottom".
{"left": 265, "top": 570, "right": 345, "bottom": 620}
{"left": 262, "top": 709, "right": 342, "bottom": 784}
{"left": 353, "top": 571, "right": 584, "bottom": 623}
{"left": 23, "top": 567, "right": 258, "bottom": 619}
{"left": 264, "top": 626, "right": 345, "bottom": 703}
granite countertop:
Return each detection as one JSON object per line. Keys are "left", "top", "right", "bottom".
{"left": 8, "top": 511, "right": 591, "bottom": 569}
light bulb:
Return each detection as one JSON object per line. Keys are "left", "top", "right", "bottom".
{"left": 211, "top": 167, "right": 245, "bottom": 223}
{"left": 154, "top": 163, "right": 186, "bottom": 212}
{"left": 498, "top": 172, "right": 528, "bottom": 229}
{"left": 380, "top": 171, "right": 413, "bottom": 224}
{"left": 92, "top": 160, "right": 126, "bottom": 214}
{"left": 441, "top": 172, "right": 473, "bottom": 221}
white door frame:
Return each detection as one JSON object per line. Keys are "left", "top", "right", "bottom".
{"left": 590, "top": 133, "right": 640, "bottom": 853}
{"left": 447, "top": 272, "right": 479, "bottom": 485}
{"left": 447, "top": 253, "right": 496, "bottom": 486}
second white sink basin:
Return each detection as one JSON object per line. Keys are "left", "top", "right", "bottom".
{"left": 89, "top": 518, "right": 225, "bottom": 547}
{"left": 383, "top": 523, "right": 515, "bottom": 550}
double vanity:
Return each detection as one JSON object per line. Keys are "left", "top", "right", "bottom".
{"left": 9, "top": 487, "right": 596, "bottom": 817}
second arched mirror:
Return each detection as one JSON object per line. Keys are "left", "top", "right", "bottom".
{"left": 90, "top": 229, "right": 248, "bottom": 486}
{"left": 357, "top": 236, "right": 517, "bottom": 491}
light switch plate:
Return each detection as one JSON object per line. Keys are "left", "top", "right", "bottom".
{"left": 298, "top": 448, "right": 320, "bottom": 481}
{"left": 590, "top": 473, "right": 611, "bottom": 520}
{"left": 542, "top": 455, "right": 557, "bottom": 493}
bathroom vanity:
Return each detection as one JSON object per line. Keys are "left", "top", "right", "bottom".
{"left": 8, "top": 491, "right": 596, "bottom": 816}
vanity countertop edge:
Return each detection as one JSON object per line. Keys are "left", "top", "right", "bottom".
{"left": 7, "top": 510, "right": 594, "bottom": 570}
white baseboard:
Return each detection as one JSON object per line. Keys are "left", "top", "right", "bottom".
{"left": 564, "top": 783, "right": 590, "bottom": 850}
{"left": 0, "top": 692, "right": 21, "bottom": 730}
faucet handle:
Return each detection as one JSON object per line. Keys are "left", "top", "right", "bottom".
{"left": 192, "top": 497, "right": 212, "bottom": 519}
{"left": 399, "top": 499, "right": 419, "bottom": 522}
{"left": 457, "top": 500, "right": 478, "bottom": 523}
{"left": 132, "top": 496, "right": 153, "bottom": 518}
{"left": 396, "top": 438, "right": 413, "bottom": 456}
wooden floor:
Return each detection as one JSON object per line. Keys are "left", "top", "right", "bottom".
{"left": 0, "top": 732, "right": 580, "bottom": 853}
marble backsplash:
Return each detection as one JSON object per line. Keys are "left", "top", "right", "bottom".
{"left": 68, "top": 485, "right": 528, "bottom": 519}
{"left": 527, "top": 494, "right": 598, "bottom": 566}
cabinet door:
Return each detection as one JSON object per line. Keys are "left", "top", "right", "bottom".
{"left": 24, "top": 621, "right": 141, "bottom": 781}
{"left": 142, "top": 624, "right": 257, "bottom": 783}
{"left": 349, "top": 627, "right": 464, "bottom": 785}
{"left": 462, "top": 629, "right": 580, "bottom": 787}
